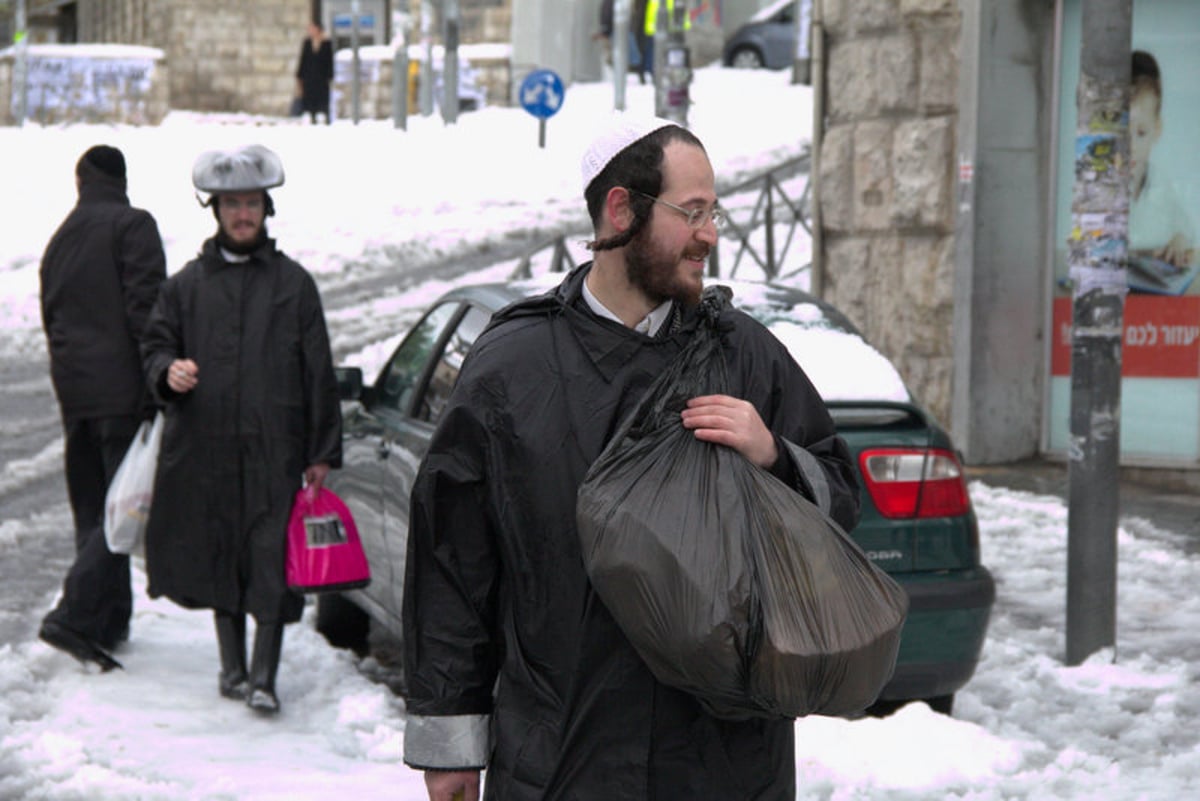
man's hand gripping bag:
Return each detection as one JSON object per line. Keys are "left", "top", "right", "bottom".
{"left": 576, "top": 287, "right": 909, "bottom": 720}
{"left": 286, "top": 486, "right": 371, "bottom": 593}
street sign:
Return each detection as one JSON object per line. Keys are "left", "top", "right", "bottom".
{"left": 519, "top": 69, "right": 564, "bottom": 120}
{"left": 333, "top": 14, "right": 375, "bottom": 29}
{"left": 519, "top": 69, "right": 564, "bottom": 149}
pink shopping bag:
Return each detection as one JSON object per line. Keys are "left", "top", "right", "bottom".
{"left": 286, "top": 487, "right": 371, "bottom": 593}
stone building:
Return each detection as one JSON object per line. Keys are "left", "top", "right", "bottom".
{"left": 44, "top": 0, "right": 313, "bottom": 115}
{"left": 19, "top": 1, "right": 487, "bottom": 115}
{"left": 815, "top": 0, "right": 1192, "bottom": 480}
{"left": 815, "top": 0, "right": 962, "bottom": 432}
{"left": 14, "top": 1, "right": 738, "bottom": 117}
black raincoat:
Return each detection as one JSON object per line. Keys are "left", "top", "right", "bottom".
{"left": 403, "top": 264, "right": 860, "bottom": 800}
{"left": 40, "top": 175, "right": 165, "bottom": 422}
{"left": 140, "top": 237, "right": 342, "bottom": 623}
{"left": 296, "top": 37, "right": 334, "bottom": 115}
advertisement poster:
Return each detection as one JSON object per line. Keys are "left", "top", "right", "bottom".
{"left": 1048, "top": 0, "right": 1200, "bottom": 464}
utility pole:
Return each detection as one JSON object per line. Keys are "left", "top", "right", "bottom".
{"left": 653, "top": 0, "right": 669, "bottom": 117}
{"left": 14, "top": 0, "right": 27, "bottom": 126}
{"left": 612, "top": 0, "right": 630, "bottom": 111}
{"left": 442, "top": 0, "right": 459, "bottom": 125}
{"left": 351, "top": 0, "right": 362, "bottom": 125}
{"left": 654, "top": 0, "right": 690, "bottom": 125}
{"left": 792, "top": 0, "right": 811, "bottom": 85}
{"left": 419, "top": 0, "right": 435, "bottom": 116}
{"left": 1065, "top": 0, "right": 1132, "bottom": 667}
{"left": 392, "top": 16, "right": 409, "bottom": 129}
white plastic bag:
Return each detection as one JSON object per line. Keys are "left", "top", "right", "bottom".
{"left": 104, "top": 412, "right": 164, "bottom": 555}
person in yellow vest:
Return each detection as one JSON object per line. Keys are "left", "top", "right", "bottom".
{"left": 644, "top": 0, "right": 690, "bottom": 77}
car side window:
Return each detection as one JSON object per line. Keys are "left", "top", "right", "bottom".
{"left": 374, "top": 302, "right": 460, "bottom": 415}
{"left": 417, "top": 304, "right": 492, "bottom": 425}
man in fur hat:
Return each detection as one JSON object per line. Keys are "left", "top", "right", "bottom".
{"left": 140, "top": 144, "right": 342, "bottom": 715}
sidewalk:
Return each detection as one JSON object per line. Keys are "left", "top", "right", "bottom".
{"left": 966, "top": 458, "right": 1200, "bottom": 554}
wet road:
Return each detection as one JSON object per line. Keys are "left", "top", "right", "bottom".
{"left": 0, "top": 356, "right": 74, "bottom": 646}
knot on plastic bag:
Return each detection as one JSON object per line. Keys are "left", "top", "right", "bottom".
{"left": 698, "top": 285, "right": 732, "bottom": 325}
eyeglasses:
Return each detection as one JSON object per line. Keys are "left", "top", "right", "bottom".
{"left": 629, "top": 189, "right": 726, "bottom": 231}
{"left": 219, "top": 195, "right": 264, "bottom": 212}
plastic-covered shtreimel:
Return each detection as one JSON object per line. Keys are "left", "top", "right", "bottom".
{"left": 192, "top": 144, "right": 285, "bottom": 194}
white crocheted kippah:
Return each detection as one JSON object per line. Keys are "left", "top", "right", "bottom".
{"left": 580, "top": 113, "right": 676, "bottom": 194}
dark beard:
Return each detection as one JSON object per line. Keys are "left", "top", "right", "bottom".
{"left": 216, "top": 225, "right": 268, "bottom": 256}
{"left": 625, "top": 227, "right": 703, "bottom": 307}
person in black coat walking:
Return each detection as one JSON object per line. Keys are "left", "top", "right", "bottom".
{"left": 38, "top": 145, "right": 167, "bottom": 671}
{"left": 596, "top": 0, "right": 648, "bottom": 84}
{"left": 141, "top": 144, "right": 342, "bottom": 715}
{"left": 295, "top": 20, "right": 334, "bottom": 124}
{"left": 402, "top": 116, "right": 860, "bottom": 801}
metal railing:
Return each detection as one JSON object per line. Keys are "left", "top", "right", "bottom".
{"left": 509, "top": 152, "right": 813, "bottom": 283}
{"left": 509, "top": 235, "right": 581, "bottom": 279}
{"left": 711, "top": 151, "right": 812, "bottom": 281}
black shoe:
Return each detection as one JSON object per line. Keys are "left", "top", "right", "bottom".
{"left": 246, "top": 687, "right": 280, "bottom": 714}
{"left": 214, "top": 612, "right": 248, "bottom": 700}
{"left": 39, "top": 620, "right": 123, "bottom": 672}
{"left": 219, "top": 670, "right": 250, "bottom": 701}
{"left": 246, "top": 621, "right": 285, "bottom": 715}
{"left": 99, "top": 623, "right": 130, "bottom": 652}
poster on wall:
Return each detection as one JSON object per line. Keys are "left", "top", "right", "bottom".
{"left": 1048, "top": 0, "right": 1200, "bottom": 465}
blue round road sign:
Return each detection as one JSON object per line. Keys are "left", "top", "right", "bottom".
{"left": 519, "top": 69, "right": 565, "bottom": 120}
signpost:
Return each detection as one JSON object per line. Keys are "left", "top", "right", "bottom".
{"left": 519, "top": 68, "right": 564, "bottom": 149}
{"left": 442, "top": 0, "right": 460, "bottom": 125}
{"left": 332, "top": 1, "right": 375, "bottom": 124}
{"left": 392, "top": 16, "right": 409, "bottom": 130}
{"left": 14, "top": 0, "right": 27, "bottom": 127}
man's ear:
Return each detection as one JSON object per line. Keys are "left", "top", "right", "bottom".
{"left": 605, "top": 186, "right": 634, "bottom": 233}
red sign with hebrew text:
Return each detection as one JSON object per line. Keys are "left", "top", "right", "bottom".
{"left": 1051, "top": 296, "right": 1200, "bottom": 378}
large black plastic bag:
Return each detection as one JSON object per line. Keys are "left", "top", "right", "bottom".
{"left": 576, "top": 287, "right": 909, "bottom": 720}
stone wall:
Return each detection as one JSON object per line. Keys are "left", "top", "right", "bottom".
{"left": 0, "top": 44, "right": 170, "bottom": 126}
{"left": 75, "top": 0, "right": 310, "bottom": 116}
{"left": 817, "top": 0, "right": 960, "bottom": 425}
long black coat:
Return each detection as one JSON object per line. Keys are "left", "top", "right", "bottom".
{"left": 40, "top": 175, "right": 166, "bottom": 422}
{"left": 296, "top": 37, "right": 334, "bottom": 113}
{"left": 403, "top": 265, "right": 860, "bottom": 800}
{"left": 140, "top": 237, "right": 342, "bottom": 623}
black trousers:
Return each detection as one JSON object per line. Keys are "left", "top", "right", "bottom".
{"left": 43, "top": 414, "right": 141, "bottom": 649}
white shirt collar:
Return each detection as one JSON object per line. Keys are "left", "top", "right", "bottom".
{"left": 219, "top": 247, "right": 251, "bottom": 263}
{"left": 581, "top": 275, "right": 673, "bottom": 336}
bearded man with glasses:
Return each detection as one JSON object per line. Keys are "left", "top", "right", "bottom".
{"left": 402, "top": 116, "right": 860, "bottom": 801}
{"left": 139, "top": 145, "right": 342, "bottom": 716}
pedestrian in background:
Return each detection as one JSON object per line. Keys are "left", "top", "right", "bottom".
{"left": 596, "top": 0, "right": 647, "bottom": 84}
{"left": 140, "top": 144, "right": 342, "bottom": 715}
{"left": 295, "top": 20, "right": 335, "bottom": 124}
{"left": 401, "top": 115, "right": 860, "bottom": 800}
{"left": 38, "top": 144, "right": 167, "bottom": 672}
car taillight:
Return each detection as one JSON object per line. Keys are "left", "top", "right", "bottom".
{"left": 858, "top": 448, "right": 971, "bottom": 519}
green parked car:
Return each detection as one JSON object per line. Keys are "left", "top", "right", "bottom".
{"left": 319, "top": 275, "right": 994, "bottom": 715}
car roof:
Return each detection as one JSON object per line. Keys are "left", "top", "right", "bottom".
{"left": 441, "top": 273, "right": 912, "bottom": 405}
